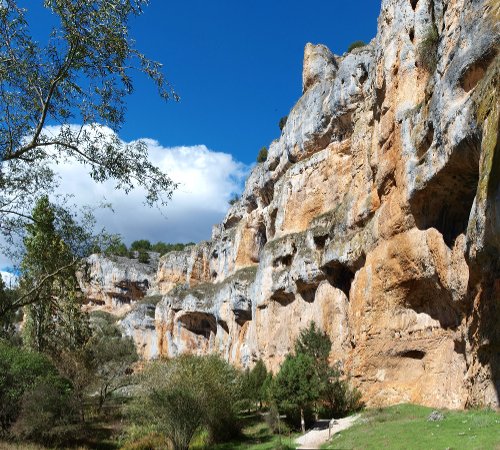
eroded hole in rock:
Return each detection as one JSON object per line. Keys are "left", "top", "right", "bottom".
{"left": 296, "top": 281, "right": 318, "bottom": 303}
{"left": 409, "top": 28, "right": 415, "bottom": 43}
{"left": 252, "top": 222, "right": 268, "bottom": 263}
{"left": 218, "top": 319, "right": 229, "bottom": 334}
{"left": 178, "top": 312, "right": 217, "bottom": 338}
{"left": 322, "top": 262, "right": 355, "bottom": 298}
{"left": 246, "top": 198, "right": 258, "bottom": 214}
{"left": 400, "top": 279, "right": 460, "bottom": 329}
{"left": 273, "top": 254, "right": 294, "bottom": 268}
{"left": 416, "top": 121, "right": 435, "bottom": 159}
{"left": 398, "top": 350, "right": 426, "bottom": 359}
{"left": 410, "top": 134, "right": 480, "bottom": 247}
{"left": 460, "top": 48, "right": 497, "bottom": 92}
{"left": 224, "top": 215, "right": 241, "bottom": 230}
{"left": 410, "top": 0, "right": 418, "bottom": 10}
{"left": 260, "top": 180, "right": 275, "bottom": 207}
{"left": 268, "top": 209, "right": 278, "bottom": 240}
{"left": 271, "top": 290, "right": 295, "bottom": 306}
{"left": 211, "top": 270, "right": 217, "bottom": 281}
{"left": 313, "top": 234, "right": 328, "bottom": 250}
{"left": 234, "top": 309, "right": 252, "bottom": 326}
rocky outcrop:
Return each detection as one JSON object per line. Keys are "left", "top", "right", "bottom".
{"left": 78, "top": 253, "right": 158, "bottom": 315}
{"left": 115, "top": 0, "right": 498, "bottom": 409}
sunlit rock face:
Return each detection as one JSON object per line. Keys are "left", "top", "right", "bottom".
{"left": 78, "top": 253, "right": 159, "bottom": 316}
{"left": 99, "top": 0, "right": 499, "bottom": 409}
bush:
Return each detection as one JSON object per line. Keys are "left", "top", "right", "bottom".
{"left": 347, "top": 40, "right": 366, "bottom": 52}
{"left": 0, "top": 342, "right": 74, "bottom": 439}
{"left": 138, "top": 250, "right": 150, "bottom": 264}
{"left": 417, "top": 24, "right": 439, "bottom": 72}
{"left": 128, "top": 355, "right": 241, "bottom": 449}
{"left": 257, "top": 146, "right": 268, "bottom": 163}
{"left": 279, "top": 115, "right": 288, "bottom": 132}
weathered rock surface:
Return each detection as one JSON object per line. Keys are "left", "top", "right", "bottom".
{"left": 103, "top": 0, "right": 499, "bottom": 409}
{"left": 78, "top": 253, "right": 158, "bottom": 315}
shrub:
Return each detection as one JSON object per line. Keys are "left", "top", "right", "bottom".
{"left": 279, "top": 115, "right": 288, "bottom": 131}
{"left": 417, "top": 24, "right": 439, "bottom": 72}
{"left": 138, "top": 250, "right": 150, "bottom": 264}
{"left": 257, "top": 146, "right": 268, "bottom": 163}
{"left": 128, "top": 355, "right": 241, "bottom": 449}
{"left": 0, "top": 342, "right": 74, "bottom": 438}
{"left": 347, "top": 40, "right": 366, "bottom": 52}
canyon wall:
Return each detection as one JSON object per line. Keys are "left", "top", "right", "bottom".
{"left": 81, "top": 0, "right": 499, "bottom": 409}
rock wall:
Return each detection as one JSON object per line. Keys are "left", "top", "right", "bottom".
{"left": 93, "top": 0, "right": 499, "bottom": 409}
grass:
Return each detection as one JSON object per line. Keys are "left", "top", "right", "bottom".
{"left": 322, "top": 404, "right": 500, "bottom": 450}
{"left": 191, "top": 413, "right": 298, "bottom": 450}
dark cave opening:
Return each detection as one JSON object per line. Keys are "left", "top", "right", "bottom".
{"left": 410, "top": 0, "right": 418, "bottom": 11}
{"left": 178, "top": 312, "right": 217, "bottom": 338}
{"left": 322, "top": 262, "right": 355, "bottom": 299}
{"left": 410, "top": 134, "right": 480, "bottom": 247}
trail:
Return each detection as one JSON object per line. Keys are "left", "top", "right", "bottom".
{"left": 295, "top": 414, "right": 359, "bottom": 449}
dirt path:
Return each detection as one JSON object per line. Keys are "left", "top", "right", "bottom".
{"left": 295, "top": 414, "right": 359, "bottom": 449}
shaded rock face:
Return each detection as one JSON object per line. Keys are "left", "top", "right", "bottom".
{"left": 114, "top": 0, "right": 498, "bottom": 409}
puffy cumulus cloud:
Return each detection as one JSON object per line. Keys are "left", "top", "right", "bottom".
{"left": 52, "top": 130, "right": 249, "bottom": 246}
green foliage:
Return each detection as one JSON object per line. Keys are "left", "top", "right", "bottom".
{"left": 347, "top": 40, "right": 366, "bottom": 52}
{"left": 417, "top": 24, "right": 439, "bottom": 72}
{"left": 130, "top": 240, "right": 152, "bottom": 252}
{"left": 272, "top": 353, "right": 319, "bottom": 431}
{"left": 137, "top": 250, "right": 150, "bottom": 264}
{"left": 20, "top": 196, "right": 90, "bottom": 354}
{"left": 279, "top": 116, "right": 288, "bottom": 132}
{"left": 257, "top": 146, "right": 268, "bottom": 163}
{"left": 128, "top": 355, "right": 241, "bottom": 449}
{"left": 295, "top": 322, "right": 331, "bottom": 363}
{"left": 88, "top": 314, "right": 138, "bottom": 412}
{"left": 0, "top": 1, "right": 178, "bottom": 244}
{"left": 239, "top": 359, "right": 268, "bottom": 411}
{"left": 151, "top": 241, "right": 195, "bottom": 255}
{"left": 0, "top": 341, "right": 72, "bottom": 437}
{"left": 103, "top": 236, "right": 129, "bottom": 257}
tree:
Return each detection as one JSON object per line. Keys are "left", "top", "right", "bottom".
{"left": 272, "top": 353, "right": 319, "bottom": 433}
{"left": 241, "top": 359, "right": 268, "bottom": 410}
{"left": 257, "top": 146, "right": 268, "bottom": 163}
{"left": 88, "top": 312, "right": 138, "bottom": 412}
{"left": 20, "top": 196, "right": 90, "bottom": 354}
{"left": 130, "top": 240, "right": 152, "bottom": 252}
{"left": 295, "top": 322, "right": 331, "bottom": 364}
{"left": 0, "top": 0, "right": 177, "bottom": 248}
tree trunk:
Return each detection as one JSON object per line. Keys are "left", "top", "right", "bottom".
{"left": 300, "top": 407, "right": 305, "bottom": 433}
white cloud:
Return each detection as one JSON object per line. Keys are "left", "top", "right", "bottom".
{"left": 52, "top": 132, "right": 249, "bottom": 246}
{"left": 1, "top": 271, "right": 18, "bottom": 288}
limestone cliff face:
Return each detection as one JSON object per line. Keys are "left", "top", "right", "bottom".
{"left": 97, "top": 0, "right": 498, "bottom": 409}
{"left": 78, "top": 253, "right": 159, "bottom": 315}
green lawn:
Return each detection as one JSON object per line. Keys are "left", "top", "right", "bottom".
{"left": 322, "top": 404, "right": 500, "bottom": 450}
{"left": 191, "top": 413, "right": 297, "bottom": 450}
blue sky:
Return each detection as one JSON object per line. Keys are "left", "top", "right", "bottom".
{"left": 125, "top": 1, "right": 381, "bottom": 164}
{"left": 2, "top": 1, "right": 382, "bottom": 273}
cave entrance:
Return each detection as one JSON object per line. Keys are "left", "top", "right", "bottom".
{"left": 410, "top": 134, "right": 480, "bottom": 247}
{"left": 322, "top": 262, "right": 355, "bottom": 299}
